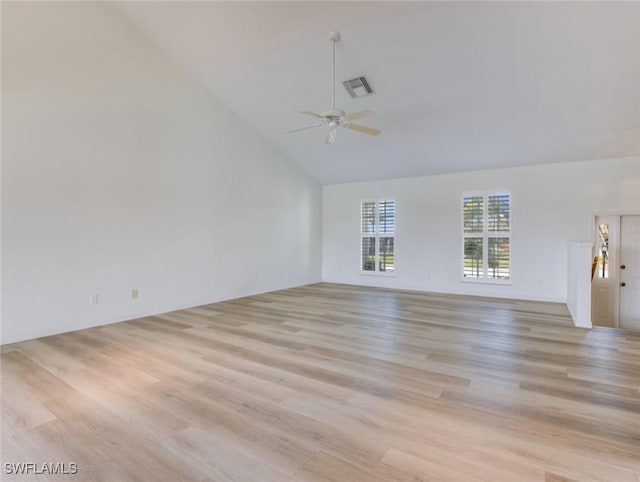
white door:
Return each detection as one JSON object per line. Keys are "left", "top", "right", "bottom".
{"left": 591, "top": 216, "right": 619, "bottom": 327}
{"left": 620, "top": 215, "right": 640, "bottom": 331}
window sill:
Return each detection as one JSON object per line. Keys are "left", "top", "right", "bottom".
{"left": 461, "top": 277, "right": 511, "bottom": 286}
{"left": 359, "top": 271, "right": 397, "bottom": 278}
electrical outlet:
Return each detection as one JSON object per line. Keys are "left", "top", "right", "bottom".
{"left": 131, "top": 289, "right": 138, "bottom": 300}
{"left": 89, "top": 293, "right": 99, "bottom": 305}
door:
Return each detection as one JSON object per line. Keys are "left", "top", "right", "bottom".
{"left": 620, "top": 215, "right": 640, "bottom": 331}
{"left": 591, "top": 216, "right": 619, "bottom": 327}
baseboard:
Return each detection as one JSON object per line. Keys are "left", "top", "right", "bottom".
{"left": 321, "top": 278, "right": 567, "bottom": 305}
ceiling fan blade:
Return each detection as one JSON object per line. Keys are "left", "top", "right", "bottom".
{"left": 346, "top": 123, "right": 381, "bottom": 136}
{"left": 285, "top": 124, "right": 322, "bottom": 134}
{"left": 300, "top": 111, "right": 326, "bottom": 119}
{"left": 343, "top": 109, "right": 375, "bottom": 122}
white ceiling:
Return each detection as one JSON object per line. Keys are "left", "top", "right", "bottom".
{"left": 113, "top": 1, "right": 640, "bottom": 184}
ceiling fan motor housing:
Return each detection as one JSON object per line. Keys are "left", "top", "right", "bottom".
{"left": 322, "top": 109, "right": 345, "bottom": 119}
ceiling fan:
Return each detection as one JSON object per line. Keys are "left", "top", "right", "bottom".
{"left": 285, "top": 31, "right": 381, "bottom": 144}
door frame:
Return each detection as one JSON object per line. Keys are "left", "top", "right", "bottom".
{"left": 591, "top": 210, "right": 640, "bottom": 328}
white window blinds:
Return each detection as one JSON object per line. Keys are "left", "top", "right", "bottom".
{"left": 462, "top": 192, "right": 511, "bottom": 281}
{"left": 361, "top": 200, "right": 395, "bottom": 273}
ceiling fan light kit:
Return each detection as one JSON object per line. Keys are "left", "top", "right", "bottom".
{"left": 285, "top": 30, "right": 381, "bottom": 144}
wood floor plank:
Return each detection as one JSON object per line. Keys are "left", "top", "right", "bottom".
{"left": 162, "top": 426, "right": 291, "bottom": 482}
{"left": 2, "top": 282, "right": 639, "bottom": 481}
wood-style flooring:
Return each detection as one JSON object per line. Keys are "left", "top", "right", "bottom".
{"left": 2, "top": 283, "right": 640, "bottom": 481}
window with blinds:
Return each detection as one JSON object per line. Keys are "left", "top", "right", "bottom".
{"left": 462, "top": 192, "right": 510, "bottom": 281}
{"left": 361, "top": 200, "right": 395, "bottom": 273}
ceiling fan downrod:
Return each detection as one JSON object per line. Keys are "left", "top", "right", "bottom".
{"left": 329, "top": 31, "right": 341, "bottom": 111}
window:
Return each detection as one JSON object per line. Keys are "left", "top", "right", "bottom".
{"left": 361, "top": 200, "right": 395, "bottom": 273}
{"left": 462, "top": 192, "right": 510, "bottom": 281}
{"left": 595, "top": 224, "right": 609, "bottom": 278}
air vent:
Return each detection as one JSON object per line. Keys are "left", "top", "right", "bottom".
{"left": 343, "top": 76, "right": 374, "bottom": 98}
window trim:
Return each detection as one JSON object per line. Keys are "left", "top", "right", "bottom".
{"left": 461, "top": 190, "right": 512, "bottom": 285}
{"left": 360, "top": 198, "right": 396, "bottom": 277}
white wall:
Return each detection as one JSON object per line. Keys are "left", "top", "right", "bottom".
{"left": 1, "top": 2, "right": 322, "bottom": 344}
{"left": 323, "top": 157, "right": 640, "bottom": 302}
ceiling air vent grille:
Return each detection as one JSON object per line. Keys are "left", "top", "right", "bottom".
{"left": 343, "top": 76, "right": 374, "bottom": 98}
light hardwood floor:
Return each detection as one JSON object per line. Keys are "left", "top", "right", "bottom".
{"left": 2, "top": 283, "right": 639, "bottom": 481}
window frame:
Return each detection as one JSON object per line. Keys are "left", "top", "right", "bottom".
{"left": 461, "top": 190, "right": 512, "bottom": 285}
{"left": 360, "top": 198, "right": 396, "bottom": 277}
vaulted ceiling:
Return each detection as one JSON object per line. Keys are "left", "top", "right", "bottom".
{"left": 113, "top": 2, "right": 640, "bottom": 184}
